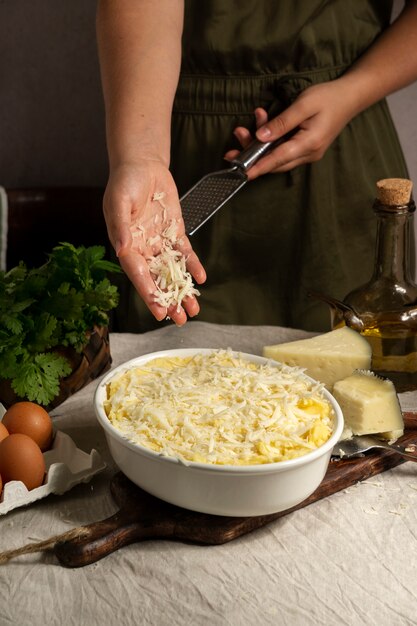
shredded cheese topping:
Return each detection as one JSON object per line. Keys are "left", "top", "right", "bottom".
{"left": 104, "top": 350, "right": 334, "bottom": 466}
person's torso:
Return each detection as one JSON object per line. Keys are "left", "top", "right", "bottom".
{"left": 181, "top": 0, "right": 393, "bottom": 75}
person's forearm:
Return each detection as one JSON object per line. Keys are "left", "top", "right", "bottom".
{"left": 340, "top": 0, "right": 417, "bottom": 115}
{"left": 96, "top": 0, "right": 184, "bottom": 169}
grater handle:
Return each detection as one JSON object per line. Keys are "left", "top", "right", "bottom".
{"left": 230, "top": 136, "right": 287, "bottom": 172}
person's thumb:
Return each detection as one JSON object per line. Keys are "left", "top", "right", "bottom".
{"left": 113, "top": 221, "right": 133, "bottom": 258}
{"left": 104, "top": 205, "right": 133, "bottom": 257}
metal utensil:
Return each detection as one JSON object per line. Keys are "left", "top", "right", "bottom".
{"left": 308, "top": 291, "right": 365, "bottom": 331}
{"left": 332, "top": 435, "right": 417, "bottom": 462}
{"left": 180, "top": 136, "right": 286, "bottom": 236}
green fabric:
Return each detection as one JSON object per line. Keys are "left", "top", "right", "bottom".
{"left": 115, "top": 0, "right": 409, "bottom": 333}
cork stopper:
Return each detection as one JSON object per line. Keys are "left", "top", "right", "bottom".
{"left": 376, "top": 178, "right": 413, "bottom": 205}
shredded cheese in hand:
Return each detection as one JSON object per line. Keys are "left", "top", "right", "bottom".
{"left": 104, "top": 349, "right": 335, "bottom": 466}
{"left": 146, "top": 191, "right": 200, "bottom": 313}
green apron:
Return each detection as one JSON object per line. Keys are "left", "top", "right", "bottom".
{"left": 115, "top": 0, "right": 408, "bottom": 333}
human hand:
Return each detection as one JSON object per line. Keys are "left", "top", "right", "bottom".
{"left": 224, "top": 78, "right": 358, "bottom": 179}
{"left": 103, "top": 160, "right": 207, "bottom": 325}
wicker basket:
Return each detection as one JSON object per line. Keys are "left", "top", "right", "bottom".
{"left": 0, "top": 326, "right": 112, "bottom": 412}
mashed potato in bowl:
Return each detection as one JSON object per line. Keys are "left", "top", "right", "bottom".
{"left": 104, "top": 349, "right": 335, "bottom": 467}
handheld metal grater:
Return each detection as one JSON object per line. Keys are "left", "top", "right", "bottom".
{"left": 180, "top": 136, "right": 286, "bottom": 236}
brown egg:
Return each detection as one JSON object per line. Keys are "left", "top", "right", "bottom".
{"left": 2, "top": 401, "right": 53, "bottom": 451}
{"left": 0, "top": 433, "right": 46, "bottom": 490}
{"left": 0, "top": 473, "right": 2, "bottom": 496}
{"left": 0, "top": 422, "right": 9, "bottom": 443}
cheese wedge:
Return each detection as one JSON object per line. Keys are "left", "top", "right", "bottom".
{"left": 332, "top": 370, "right": 404, "bottom": 441}
{"left": 263, "top": 327, "right": 371, "bottom": 390}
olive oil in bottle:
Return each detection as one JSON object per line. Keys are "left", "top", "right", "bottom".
{"left": 343, "top": 178, "right": 417, "bottom": 392}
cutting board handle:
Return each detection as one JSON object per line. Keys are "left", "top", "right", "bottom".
{"left": 54, "top": 509, "right": 174, "bottom": 568}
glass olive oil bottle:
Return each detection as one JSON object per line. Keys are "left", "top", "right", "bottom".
{"left": 342, "top": 178, "right": 417, "bottom": 392}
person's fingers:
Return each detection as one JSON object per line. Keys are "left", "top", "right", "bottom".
{"left": 230, "top": 109, "right": 268, "bottom": 149}
{"left": 186, "top": 252, "right": 207, "bottom": 284}
{"left": 169, "top": 236, "right": 205, "bottom": 321}
{"left": 166, "top": 303, "right": 188, "bottom": 326}
{"left": 247, "top": 115, "right": 334, "bottom": 178}
{"left": 268, "top": 155, "right": 311, "bottom": 173}
{"left": 249, "top": 148, "right": 317, "bottom": 176}
{"left": 176, "top": 236, "right": 207, "bottom": 284}
{"left": 225, "top": 106, "right": 294, "bottom": 163}
{"left": 233, "top": 126, "right": 253, "bottom": 147}
{"left": 182, "top": 295, "right": 200, "bottom": 318}
{"left": 119, "top": 236, "right": 205, "bottom": 323}
{"left": 223, "top": 129, "right": 253, "bottom": 161}
{"left": 256, "top": 99, "right": 311, "bottom": 142}
{"left": 254, "top": 107, "right": 268, "bottom": 128}
{"left": 224, "top": 148, "right": 241, "bottom": 162}
{"left": 245, "top": 134, "right": 305, "bottom": 178}
{"left": 118, "top": 250, "right": 167, "bottom": 321}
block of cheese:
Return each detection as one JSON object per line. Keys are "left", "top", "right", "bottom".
{"left": 332, "top": 370, "right": 404, "bottom": 441}
{"left": 263, "top": 327, "right": 371, "bottom": 390}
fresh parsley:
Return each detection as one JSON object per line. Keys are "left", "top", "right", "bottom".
{"left": 0, "top": 242, "right": 121, "bottom": 406}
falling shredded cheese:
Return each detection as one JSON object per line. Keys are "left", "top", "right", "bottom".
{"left": 146, "top": 191, "right": 200, "bottom": 312}
{"left": 104, "top": 349, "right": 335, "bottom": 466}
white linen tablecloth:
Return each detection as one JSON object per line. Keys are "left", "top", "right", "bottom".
{"left": 1, "top": 322, "right": 417, "bottom": 626}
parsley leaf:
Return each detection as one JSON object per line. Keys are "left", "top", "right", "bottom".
{"left": 11, "top": 352, "right": 72, "bottom": 406}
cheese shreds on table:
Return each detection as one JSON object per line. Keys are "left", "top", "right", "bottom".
{"left": 104, "top": 350, "right": 335, "bottom": 466}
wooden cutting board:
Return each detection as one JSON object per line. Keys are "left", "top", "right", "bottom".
{"left": 54, "top": 412, "right": 417, "bottom": 568}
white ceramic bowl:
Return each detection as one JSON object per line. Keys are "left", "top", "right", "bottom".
{"left": 94, "top": 348, "right": 344, "bottom": 517}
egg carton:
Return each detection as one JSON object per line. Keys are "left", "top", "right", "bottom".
{"left": 0, "top": 404, "right": 106, "bottom": 515}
